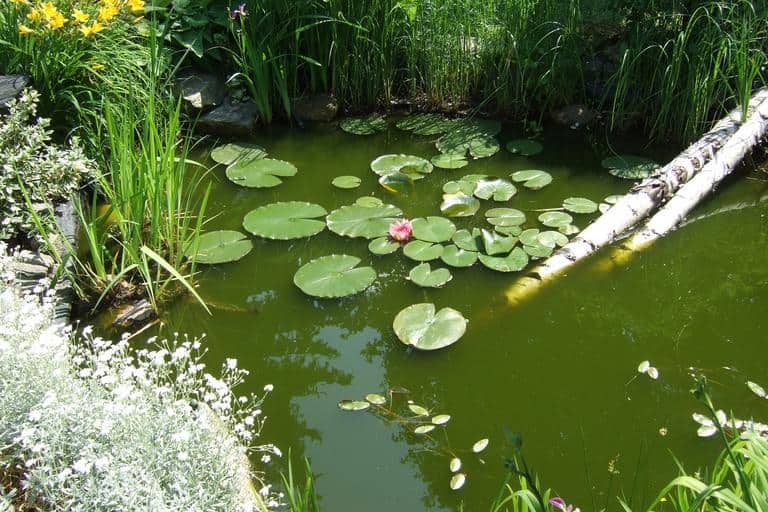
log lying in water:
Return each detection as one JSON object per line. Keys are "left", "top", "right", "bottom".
{"left": 505, "top": 87, "right": 768, "bottom": 305}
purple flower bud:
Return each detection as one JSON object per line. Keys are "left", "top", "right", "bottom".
{"left": 549, "top": 498, "right": 567, "bottom": 511}
{"left": 231, "top": 3, "right": 246, "bottom": 19}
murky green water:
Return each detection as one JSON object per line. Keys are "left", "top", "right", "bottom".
{"left": 133, "top": 122, "right": 768, "bottom": 510}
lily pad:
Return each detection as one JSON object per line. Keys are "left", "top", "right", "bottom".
{"left": 537, "top": 230, "right": 568, "bottom": 248}
{"left": 243, "top": 201, "right": 327, "bottom": 240}
{"left": 472, "top": 438, "right": 489, "bottom": 453}
{"left": 443, "top": 180, "right": 478, "bottom": 195}
{"left": 473, "top": 178, "right": 517, "bottom": 201}
{"left": 338, "top": 400, "right": 371, "bottom": 411}
{"left": 189, "top": 230, "right": 252, "bottom": 264}
{"left": 403, "top": 240, "right": 444, "bottom": 262}
{"left": 436, "top": 119, "right": 502, "bottom": 157}
{"left": 431, "top": 153, "right": 469, "bottom": 169}
{"left": 415, "top": 425, "right": 436, "bottom": 434}
{"left": 601, "top": 155, "right": 657, "bottom": 179}
{"left": 397, "top": 113, "right": 456, "bottom": 135}
{"left": 523, "top": 242, "right": 553, "bottom": 258}
{"left": 210, "top": 143, "right": 266, "bottom": 165}
{"left": 481, "top": 229, "right": 517, "bottom": 256}
{"left": 440, "top": 192, "right": 480, "bottom": 217}
{"left": 355, "top": 196, "right": 384, "bottom": 207}
{"left": 506, "top": 139, "right": 543, "bottom": 156}
{"left": 452, "top": 229, "right": 482, "bottom": 251}
{"left": 293, "top": 255, "right": 376, "bottom": 298}
{"left": 408, "top": 263, "right": 453, "bottom": 288}
{"left": 340, "top": 114, "right": 387, "bottom": 135}
{"left": 441, "top": 245, "right": 478, "bottom": 268}
{"left": 368, "top": 237, "right": 400, "bottom": 255}
{"left": 559, "top": 224, "right": 580, "bottom": 235}
{"left": 511, "top": 169, "right": 552, "bottom": 190}
{"left": 468, "top": 136, "right": 500, "bottom": 158}
{"left": 226, "top": 158, "right": 298, "bottom": 188}
{"left": 599, "top": 194, "right": 622, "bottom": 213}
{"left": 326, "top": 204, "right": 403, "bottom": 239}
{"left": 478, "top": 247, "right": 528, "bottom": 272}
{"left": 485, "top": 208, "right": 526, "bottom": 227}
{"left": 393, "top": 303, "right": 468, "bottom": 351}
{"left": 494, "top": 225, "right": 523, "bottom": 237}
{"left": 538, "top": 211, "right": 573, "bottom": 228}
{"left": 412, "top": 216, "right": 457, "bottom": 243}
{"left": 365, "top": 393, "right": 387, "bottom": 405}
{"left": 371, "top": 154, "right": 433, "bottom": 179}
{"left": 450, "top": 458, "right": 462, "bottom": 472}
{"left": 332, "top": 175, "right": 362, "bottom": 189}
{"left": 408, "top": 404, "right": 430, "bottom": 416}
{"left": 450, "top": 473, "right": 466, "bottom": 491}
{"left": 519, "top": 228, "right": 540, "bottom": 246}
{"left": 563, "top": 197, "right": 598, "bottom": 214}
{"left": 432, "top": 414, "right": 451, "bottom": 425}
{"left": 378, "top": 172, "right": 415, "bottom": 193}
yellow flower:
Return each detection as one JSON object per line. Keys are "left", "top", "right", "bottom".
{"left": 126, "top": 0, "right": 144, "bottom": 13}
{"left": 18, "top": 24, "right": 35, "bottom": 34}
{"left": 40, "top": 2, "right": 57, "bottom": 18}
{"left": 91, "top": 63, "right": 104, "bottom": 71}
{"left": 97, "top": 0, "right": 119, "bottom": 22}
{"left": 72, "top": 8, "right": 89, "bottom": 24}
{"left": 46, "top": 11, "right": 66, "bottom": 29}
{"left": 80, "top": 21, "right": 103, "bottom": 37}
{"left": 11, "top": 0, "right": 29, "bottom": 5}
{"left": 27, "top": 8, "right": 42, "bottom": 21}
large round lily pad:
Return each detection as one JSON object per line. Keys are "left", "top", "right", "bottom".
{"left": 468, "top": 136, "right": 500, "bottom": 158}
{"left": 371, "top": 154, "right": 433, "bottom": 179}
{"left": 441, "top": 245, "right": 478, "bottom": 267}
{"left": 393, "top": 303, "right": 468, "bottom": 351}
{"left": 440, "top": 192, "right": 480, "bottom": 217}
{"left": 563, "top": 197, "right": 598, "bottom": 214}
{"left": 210, "top": 143, "right": 266, "bottom": 165}
{"left": 431, "top": 153, "right": 469, "bottom": 169}
{"left": 481, "top": 229, "right": 517, "bottom": 255}
{"left": 506, "top": 139, "right": 543, "bottom": 156}
{"left": 293, "top": 254, "right": 376, "bottom": 298}
{"left": 326, "top": 204, "right": 403, "bottom": 239}
{"left": 473, "top": 178, "right": 517, "bottom": 201}
{"left": 485, "top": 208, "right": 526, "bottom": 227}
{"left": 243, "top": 201, "right": 327, "bottom": 240}
{"left": 601, "top": 155, "right": 657, "bottom": 179}
{"left": 511, "top": 169, "right": 552, "bottom": 190}
{"left": 378, "top": 172, "right": 415, "bottom": 193}
{"left": 340, "top": 114, "right": 387, "bottom": 135}
{"left": 436, "top": 119, "right": 501, "bottom": 158}
{"left": 189, "top": 230, "right": 252, "bottom": 264}
{"left": 538, "top": 211, "right": 573, "bottom": 228}
{"left": 412, "top": 216, "right": 457, "bottom": 243}
{"left": 226, "top": 158, "right": 298, "bottom": 188}
{"left": 403, "top": 240, "right": 444, "bottom": 261}
{"left": 478, "top": 247, "right": 528, "bottom": 272}
{"left": 408, "top": 263, "right": 453, "bottom": 288}
{"left": 332, "top": 175, "right": 362, "bottom": 189}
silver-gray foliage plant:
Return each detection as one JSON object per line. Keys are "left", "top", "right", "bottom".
{"left": 0, "top": 88, "right": 95, "bottom": 240}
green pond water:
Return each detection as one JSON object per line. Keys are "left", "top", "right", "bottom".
{"left": 125, "top": 121, "right": 768, "bottom": 510}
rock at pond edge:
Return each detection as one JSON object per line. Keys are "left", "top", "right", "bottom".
{"left": 197, "top": 98, "right": 259, "bottom": 137}
{"left": 174, "top": 68, "right": 226, "bottom": 112}
{"left": 293, "top": 93, "right": 338, "bottom": 122}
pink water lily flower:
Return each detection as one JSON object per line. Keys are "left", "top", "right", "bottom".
{"left": 389, "top": 219, "right": 413, "bottom": 242}
{"left": 549, "top": 497, "right": 580, "bottom": 512}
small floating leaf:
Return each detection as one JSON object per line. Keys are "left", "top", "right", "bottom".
{"left": 408, "top": 263, "right": 453, "bottom": 288}
{"left": 748, "top": 381, "right": 767, "bottom": 399}
{"left": 478, "top": 248, "right": 529, "bottom": 272}
{"left": 519, "top": 228, "right": 540, "bottom": 246}
{"left": 452, "top": 229, "right": 482, "bottom": 251}
{"left": 473, "top": 178, "right": 517, "bottom": 201}
{"left": 697, "top": 424, "right": 718, "bottom": 437}
{"left": 226, "top": 158, "right": 297, "bottom": 188}
{"left": 408, "top": 404, "right": 430, "bottom": 416}
{"left": 414, "top": 424, "right": 436, "bottom": 434}
{"left": 432, "top": 414, "right": 451, "bottom": 425}
{"left": 523, "top": 242, "right": 553, "bottom": 258}
{"left": 637, "top": 360, "right": 651, "bottom": 373}
{"left": 494, "top": 225, "right": 523, "bottom": 237}
{"left": 506, "top": 139, "right": 543, "bottom": 156}
{"left": 450, "top": 473, "right": 466, "bottom": 490}
{"left": 210, "top": 143, "right": 266, "bottom": 165}
{"left": 326, "top": 204, "right": 403, "bottom": 239}
{"left": 602, "top": 155, "right": 657, "bottom": 180}
{"left": 332, "top": 175, "right": 362, "bottom": 189}
{"left": 355, "top": 196, "right": 384, "bottom": 207}
{"left": 443, "top": 180, "right": 478, "bottom": 196}
{"left": 293, "top": 255, "right": 376, "bottom": 298}
{"left": 371, "top": 154, "right": 433, "bottom": 179}
{"left": 647, "top": 367, "right": 660, "bottom": 380}
{"left": 431, "top": 153, "right": 469, "bottom": 169}
{"left": 437, "top": 119, "right": 502, "bottom": 157}
{"left": 340, "top": 114, "right": 387, "bottom": 135}
{"left": 369, "top": 237, "right": 400, "bottom": 255}
{"left": 537, "top": 231, "right": 568, "bottom": 248}
{"left": 403, "top": 240, "right": 444, "bottom": 262}
{"left": 365, "top": 393, "right": 387, "bottom": 405}
{"left": 559, "top": 224, "right": 580, "bottom": 235}
{"left": 378, "top": 172, "right": 415, "bottom": 193}
{"left": 485, "top": 208, "right": 526, "bottom": 227}
{"left": 538, "top": 211, "right": 573, "bottom": 228}
{"left": 189, "top": 230, "right": 252, "bottom": 264}
{"left": 469, "top": 136, "right": 500, "bottom": 158}
{"left": 412, "top": 216, "right": 457, "bottom": 243}
{"left": 472, "top": 438, "right": 489, "bottom": 453}
{"left": 511, "top": 169, "right": 552, "bottom": 190}
{"left": 338, "top": 400, "right": 371, "bottom": 411}
{"left": 440, "top": 192, "right": 480, "bottom": 217}
{"left": 243, "top": 201, "right": 327, "bottom": 240}
{"left": 482, "top": 229, "right": 517, "bottom": 256}
{"left": 441, "top": 245, "right": 478, "bottom": 268}
{"left": 397, "top": 113, "right": 456, "bottom": 135}
{"left": 393, "top": 303, "right": 468, "bottom": 351}
{"left": 563, "top": 197, "right": 599, "bottom": 214}
{"left": 450, "top": 457, "right": 462, "bottom": 472}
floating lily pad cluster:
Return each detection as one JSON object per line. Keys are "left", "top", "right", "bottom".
{"left": 601, "top": 154, "right": 658, "bottom": 179}
{"left": 337, "top": 386, "right": 489, "bottom": 491}
{"left": 211, "top": 142, "right": 298, "bottom": 189}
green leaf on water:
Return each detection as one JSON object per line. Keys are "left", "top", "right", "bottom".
{"left": 366, "top": 393, "right": 387, "bottom": 405}
{"left": 748, "top": 381, "right": 767, "bottom": 399}
{"left": 355, "top": 196, "right": 384, "bottom": 207}
{"left": 225, "top": 158, "right": 297, "bottom": 188}
{"left": 559, "top": 224, "right": 580, "bottom": 235}
{"left": 332, "top": 175, "right": 362, "bottom": 189}
{"left": 436, "top": 119, "right": 502, "bottom": 157}
{"left": 371, "top": 154, "right": 433, "bottom": 179}
{"left": 431, "top": 152, "right": 469, "bottom": 169}
{"left": 408, "top": 403, "right": 430, "bottom": 416}
{"left": 506, "top": 139, "right": 543, "bottom": 156}
{"left": 601, "top": 155, "right": 657, "bottom": 179}
{"left": 468, "top": 136, "right": 500, "bottom": 158}
{"left": 338, "top": 399, "right": 371, "bottom": 411}
{"left": 539, "top": 211, "right": 573, "bottom": 228}
{"left": 478, "top": 247, "right": 528, "bottom": 272}
{"left": 450, "top": 473, "right": 466, "bottom": 490}
{"left": 537, "top": 230, "right": 568, "bottom": 248}
{"left": 432, "top": 414, "right": 451, "bottom": 425}
{"left": 378, "top": 172, "right": 415, "bottom": 193}
{"left": 441, "top": 244, "right": 478, "bottom": 268}
{"left": 523, "top": 242, "right": 553, "bottom": 258}
{"left": 473, "top": 438, "right": 489, "bottom": 453}
{"left": 473, "top": 178, "right": 517, "bottom": 201}
{"left": 403, "top": 240, "right": 444, "bottom": 262}
{"left": 397, "top": 113, "right": 456, "bottom": 135}
{"left": 485, "top": 208, "right": 526, "bottom": 227}
{"left": 369, "top": 237, "right": 400, "bottom": 255}
{"left": 440, "top": 192, "right": 480, "bottom": 217}
{"left": 494, "top": 225, "right": 523, "bottom": 237}
{"left": 450, "top": 457, "right": 462, "bottom": 472}
{"left": 414, "top": 424, "right": 436, "bottom": 434}
{"left": 340, "top": 114, "right": 387, "bottom": 135}
{"left": 189, "top": 230, "right": 252, "bottom": 264}
{"left": 563, "top": 197, "right": 598, "bottom": 214}
{"left": 481, "top": 229, "right": 517, "bottom": 256}
{"left": 210, "top": 142, "right": 266, "bottom": 165}
{"left": 412, "top": 216, "right": 457, "bottom": 243}
{"left": 510, "top": 169, "right": 552, "bottom": 190}
{"left": 293, "top": 254, "right": 376, "bottom": 298}
{"left": 393, "top": 303, "right": 468, "bottom": 351}
{"left": 243, "top": 201, "right": 327, "bottom": 240}
{"left": 443, "top": 179, "right": 478, "bottom": 196}
{"left": 451, "top": 229, "right": 482, "bottom": 251}
{"left": 326, "top": 204, "right": 403, "bottom": 239}
{"left": 519, "top": 228, "right": 540, "bottom": 246}
{"left": 408, "top": 263, "right": 453, "bottom": 288}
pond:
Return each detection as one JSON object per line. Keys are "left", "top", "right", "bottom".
{"left": 116, "top": 120, "right": 768, "bottom": 511}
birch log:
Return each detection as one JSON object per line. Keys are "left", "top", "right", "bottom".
{"left": 505, "top": 88, "right": 768, "bottom": 305}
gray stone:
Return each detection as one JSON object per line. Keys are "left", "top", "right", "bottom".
{"left": 175, "top": 69, "right": 226, "bottom": 111}
{"left": 0, "top": 74, "right": 29, "bottom": 110}
{"left": 197, "top": 98, "right": 259, "bottom": 136}
{"left": 113, "top": 299, "right": 155, "bottom": 329}
{"left": 550, "top": 104, "right": 598, "bottom": 129}
{"left": 293, "top": 93, "right": 338, "bottom": 122}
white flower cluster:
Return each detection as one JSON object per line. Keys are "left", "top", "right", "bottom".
{"left": 0, "top": 253, "right": 282, "bottom": 510}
